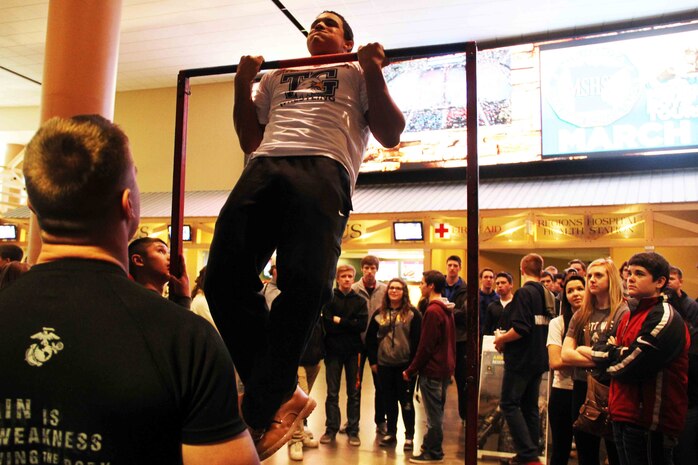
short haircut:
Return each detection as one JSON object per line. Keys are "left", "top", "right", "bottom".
{"left": 495, "top": 272, "right": 513, "bottom": 284}
{"left": 446, "top": 255, "right": 462, "bottom": 266}
{"left": 0, "top": 261, "right": 30, "bottom": 290}
{"left": 0, "top": 244, "right": 23, "bottom": 262}
{"left": 669, "top": 265, "right": 683, "bottom": 279}
{"left": 628, "top": 252, "right": 670, "bottom": 290}
{"left": 24, "top": 115, "right": 131, "bottom": 237}
{"left": 521, "top": 253, "right": 544, "bottom": 277}
{"left": 554, "top": 273, "right": 565, "bottom": 281}
{"left": 128, "top": 237, "right": 167, "bottom": 276}
{"left": 479, "top": 267, "right": 495, "bottom": 278}
{"left": 568, "top": 259, "right": 587, "bottom": 271}
{"left": 423, "top": 270, "right": 446, "bottom": 294}
{"left": 322, "top": 10, "right": 353, "bottom": 41}
{"left": 361, "top": 255, "right": 380, "bottom": 269}
{"left": 337, "top": 264, "right": 356, "bottom": 276}
{"left": 541, "top": 270, "right": 553, "bottom": 280}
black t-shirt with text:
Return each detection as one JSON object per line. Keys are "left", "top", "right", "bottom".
{"left": 0, "top": 259, "right": 245, "bottom": 464}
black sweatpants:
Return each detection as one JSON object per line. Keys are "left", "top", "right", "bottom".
{"left": 205, "top": 156, "right": 351, "bottom": 429}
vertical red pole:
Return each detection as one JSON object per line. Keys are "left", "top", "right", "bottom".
{"left": 169, "top": 72, "right": 189, "bottom": 294}
{"left": 464, "top": 41, "right": 479, "bottom": 465}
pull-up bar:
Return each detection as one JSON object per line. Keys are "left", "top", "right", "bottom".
{"left": 169, "top": 41, "right": 480, "bottom": 464}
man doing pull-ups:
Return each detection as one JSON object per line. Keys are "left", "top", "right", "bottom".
{"left": 205, "top": 10, "right": 405, "bottom": 460}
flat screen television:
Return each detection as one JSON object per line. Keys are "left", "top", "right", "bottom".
{"left": 0, "top": 224, "right": 17, "bottom": 240}
{"left": 393, "top": 221, "right": 424, "bottom": 242}
{"left": 168, "top": 224, "right": 192, "bottom": 242}
{"left": 540, "top": 25, "right": 698, "bottom": 158}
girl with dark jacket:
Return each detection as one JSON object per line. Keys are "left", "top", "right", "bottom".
{"left": 366, "top": 277, "right": 422, "bottom": 451}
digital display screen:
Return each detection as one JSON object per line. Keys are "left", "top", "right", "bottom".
{"left": 540, "top": 26, "right": 698, "bottom": 157}
{"left": 361, "top": 49, "right": 543, "bottom": 172}
{"left": 0, "top": 224, "right": 17, "bottom": 240}
{"left": 168, "top": 224, "right": 192, "bottom": 242}
{"left": 393, "top": 221, "right": 424, "bottom": 241}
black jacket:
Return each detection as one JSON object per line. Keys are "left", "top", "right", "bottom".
{"left": 322, "top": 288, "right": 368, "bottom": 356}
{"left": 451, "top": 285, "right": 468, "bottom": 342}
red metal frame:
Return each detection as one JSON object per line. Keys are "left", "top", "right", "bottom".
{"left": 170, "top": 41, "right": 479, "bottom": 464}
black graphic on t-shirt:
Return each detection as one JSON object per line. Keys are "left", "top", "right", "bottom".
{"left": 281, "top": 68, "right": 339, "bottom": 102}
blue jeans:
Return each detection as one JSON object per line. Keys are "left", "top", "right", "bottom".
{"left": 205, "top": 156, "right": 351, "bottom": 430}
{"left": 324, "top": 354, "right": 361, "bottom": 435}
{"left": 500, "top": 369, "right": 542, "bottom": 461}
{"left": 419, "top": 376, "right": 449, "bottom": 458}
{"left": 359, "top": 349, "right": 387, "bottom": 427}
{"left": 613, "top": 421, "right": 676, "bottom": 465}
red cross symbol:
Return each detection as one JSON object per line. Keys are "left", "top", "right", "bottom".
{"left": 435, "top": 223, "right": 450, "bottom": 238}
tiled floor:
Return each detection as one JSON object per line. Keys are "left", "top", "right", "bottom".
{"left": 265, "top": 362, "right": 513, "bottom": 465}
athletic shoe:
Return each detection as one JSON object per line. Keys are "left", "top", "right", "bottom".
{"left": 319, "top": 432, "right": 335, "bottom": 444}
{"left": 348, "top": 435, "right": 361, "bottom": 446}
{"left": 253, "top": 387, "right": 317, "bottom": 461}
{"left": 404, "top": 439, "right": 414, "bottom": 451}
{"left": 376, "top": 421, "right": 388, "bottom": 435}
{"left": 379, "top": 434, "right": 397, "bottom": 446}
{"left": 302, "top": 432, "right": 319, "bottom": 448}
{"left": 288, "top": 441, "right": 303, "bottom": 461}
{"left": 409, "top": 452, "right": 444, "bottom": 463}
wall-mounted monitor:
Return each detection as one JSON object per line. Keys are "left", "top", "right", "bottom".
{"left": 168, "top": 224, "right": 192, "bottom": 242}
{"left": 393, "top": 221, "right": 424, "bottom": 242}
{"left": 0, "top": 224, "right": 18, "bottom": 240}
{"left": 540, "top": 25, "right": 698, "bottom": 158}
{"left": 355, "top": 22, "right": 698, "bottom": 177}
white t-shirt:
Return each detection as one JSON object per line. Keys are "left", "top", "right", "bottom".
{"left": 253, "top": 62, "right": 370, "bottom": 189}
{"left": 191, "top": 292, "right": 219, "bottom": 333}
{"left": 546, "top": 315, "right": 573, "bottom": 390}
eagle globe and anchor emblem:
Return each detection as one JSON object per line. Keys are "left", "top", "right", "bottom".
{"left": 25, "top": 327, "right": 64, "bottom": 367}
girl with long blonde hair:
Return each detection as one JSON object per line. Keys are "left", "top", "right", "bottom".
{"left": 561, "top": 258, "right": 628, "bottom": 465}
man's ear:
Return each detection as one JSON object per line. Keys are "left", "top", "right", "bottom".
{"left": 130, "top": 253, "right": 144, "bottom": 268}
{"left": 344, "top": 40, "right": 354, "bottom": 52}
{"left": 656, "top": 276, "right": 667, "bottom": 291}
{"left": 121, "top": 189, "right": 136, "bottom": 222}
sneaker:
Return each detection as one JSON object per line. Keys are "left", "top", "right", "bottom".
{"left": 404, "top": 439, "right": 414, "bottom": 451}
{"left": 302, "top": 432, "right": 319, "bottom": 448}
{"left": 379, "top": 434, "right": 397, "bottom": 446}
{"left": 288, "top": 441, "right": 303, "bottom": 461}
{"left": 338, "top": 422, "right": 348, "bottom": 434}
{"left": 348, "top": 435, "right": 361, "bottom": 446}
{"left": 376, "top": 421, "right": 388, "bottom": 435}
{"left": 409, "top": 452, "right": 444, "bottom": 463}
{"left": 252, "top": 386, "right": 317, "bottom": 461}
{"left": 319, "top": 432, "right": 335, "bottom": 444}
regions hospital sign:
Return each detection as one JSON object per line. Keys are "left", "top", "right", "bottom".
{"left": 430, "top": 212, "right": 645, "bottom": 243}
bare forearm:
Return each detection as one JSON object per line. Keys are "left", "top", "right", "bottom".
{"left": 364, "top": 66, "right": 404, "bottom": 147}
{"left": 233, "top": 77, "right": 264, "bottom": 154}
{"left": 561, "top": 343, "right": 595, "bottom": 367}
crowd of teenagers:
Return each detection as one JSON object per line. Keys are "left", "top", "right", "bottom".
{"left": 1, "top": 7, "right": 695, "bottom": 465}
{"left": 3, "top": 236, "right": 696, "bottom": 465}
{"left": 254, "top": 251, "right": 697, "bottom": 465}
